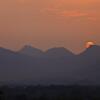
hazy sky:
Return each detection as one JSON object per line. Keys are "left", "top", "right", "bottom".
{"left": 0, "top": 0, "right": 100, "bottom": 53}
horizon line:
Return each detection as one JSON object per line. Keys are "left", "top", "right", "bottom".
{"left": 0, "top": 44, "right": 99, "bottom": 55}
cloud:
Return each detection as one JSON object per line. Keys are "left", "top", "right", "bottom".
{"left": 87, "top": 17, "right": 97, "bottom": 21}
{"left": 41, "top": 8, "right": 97, "bottom": 21}
{"left": 60, "top": 11, "right": 88, "bottom": 17}
{"left": 60, "top": 10, "right": 97, "bottom": 21}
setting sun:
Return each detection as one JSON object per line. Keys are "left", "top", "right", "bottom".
{"left": 86, "top": 41, "right": 95, "bottom": 48}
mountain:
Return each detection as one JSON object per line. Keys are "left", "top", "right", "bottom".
{"left": 19, "top": 45, "right": 44, "bottom": 57}
{"left": 0, "top": 47, "right": 19, "bottom": 62}
{"left": 0, "top": 45, "right": 100, "bottom": 85}
{"left": 0, "top": 46, "right": 76, "bottom": 84}
{"left": 79, "top": 45, "right": 100, "bottom": 58}
{"left": 0, "top": 47, "right": 39, "bottom": 82}
{"left": 45, "top": 47, "right": 74, "bottom": 58}
{"left": 0, "top": 47, "right": 35, "bottom": 61}
{"left": 78, "top": 45, "right": 100, "bottom": 66}
{"left": 0, "top": 47, "right": 16, "bottom": 56}
{"left": 75, "top": 45, "right": 100, "bottom": 84}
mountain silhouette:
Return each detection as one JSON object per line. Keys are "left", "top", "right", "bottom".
{"left": 0, "top": 45, "right": 100, "bottom": 85}
{"left": 19, "top": 45, "right": 44, "bottom": 57}
{"left": 75, "top": 45, "right": 100, "bottom": 84}
{"left": 45, "top": 47, "right": 74, "bottom": 58}
{"left": 78, "top": 45, "right": 100, "bottom": 67}
{"left": 0, "top": 47, "right": 16, "bottom": 56}
{"left": 0, "top": 47, "right": 19, "bottom": 62}
{"left": 79, "top": 45, "right": 100, "bottom": 58}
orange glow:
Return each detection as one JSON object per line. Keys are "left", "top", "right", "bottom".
{"left": 61, "top": 11, "right": 88, "bottom": 17}
{"left": 0, "top": 0, "right": 99, "bottom": 53}
{"left": 86, "top": 41, "right": 95, "bottom": 48}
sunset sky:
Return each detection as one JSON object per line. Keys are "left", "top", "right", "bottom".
{"left": 0, "top": 0, "right": 100, "bottom": 53}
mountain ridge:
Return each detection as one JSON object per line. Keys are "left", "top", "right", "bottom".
{"left": 0, "top": 44, "right": 100, "bottom": 56}
{"left": 0, "top": 45, "right": 100, "bottom": 85}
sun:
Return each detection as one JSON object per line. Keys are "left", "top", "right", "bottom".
{"left": 85, "top": 41, "right": 95, "bottom": 48}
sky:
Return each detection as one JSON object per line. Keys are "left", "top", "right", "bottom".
{"left": 0, "top": 0, "right": 100, "bottom": 53}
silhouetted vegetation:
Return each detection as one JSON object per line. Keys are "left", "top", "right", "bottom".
{"left": 0, "top": 85, "right": 100, "bottom": 100}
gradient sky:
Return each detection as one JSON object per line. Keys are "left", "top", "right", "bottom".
{"left": 0, "top": 0, "right": 100, "bottom": 53}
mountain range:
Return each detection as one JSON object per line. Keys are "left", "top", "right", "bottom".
{"left": 0, "top": 45, "right": 100, "bottom": 85}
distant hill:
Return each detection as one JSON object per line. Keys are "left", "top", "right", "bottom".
{"left": 0, "top": 45, "right": 100, "bottom": 85}
{"left": 19, "top": 45, "right": 44, "bottom": 57}
{"left": 0, "top": 47, "right": 16, "bottom": 56}
{"left": 75, "top": 45, "right": 100, "bottom": 84}
{"left": 45, "top": 47, "right": 74, "bottom": 58}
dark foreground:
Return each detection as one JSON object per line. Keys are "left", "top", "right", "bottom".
{"left": 0, "top": 85, "right": 100, "bottom": 100}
